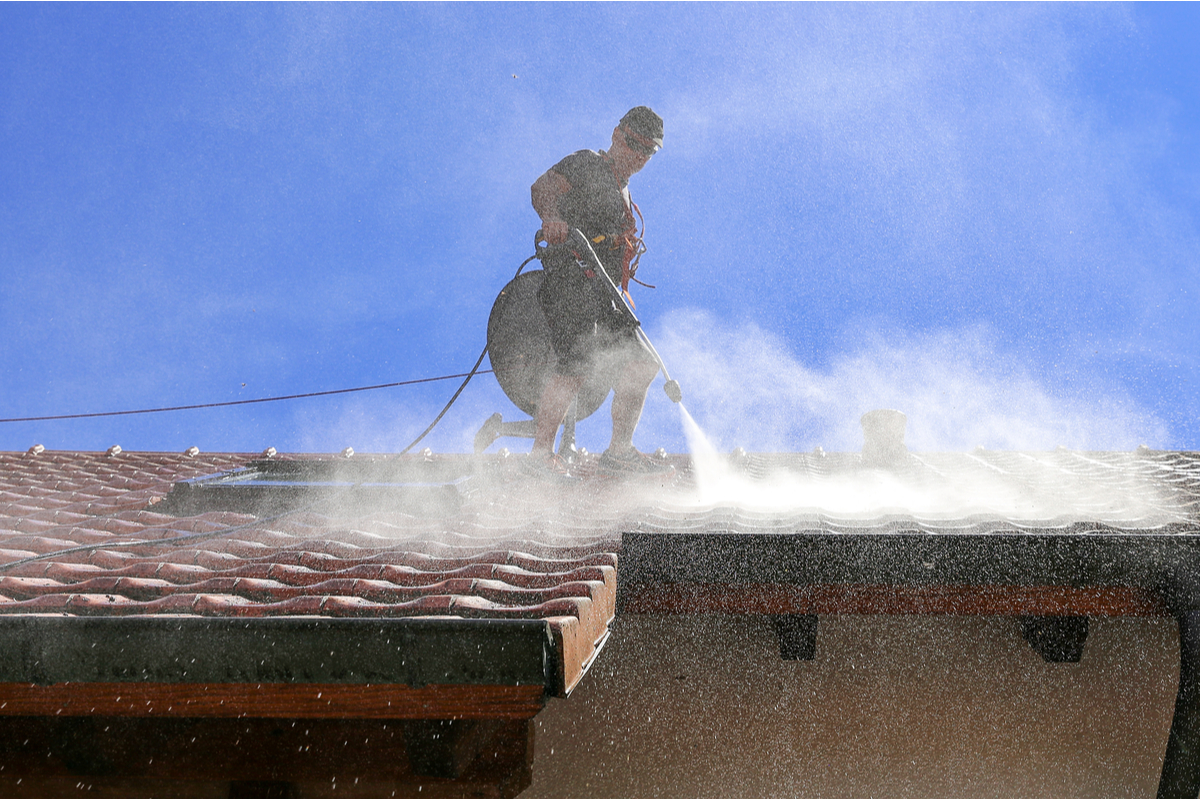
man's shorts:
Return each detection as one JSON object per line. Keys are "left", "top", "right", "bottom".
{"left": 536, "top": 249, "right": 655, "bottom": 378}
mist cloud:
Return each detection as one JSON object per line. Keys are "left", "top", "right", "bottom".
{"left": 651, "top": 308, "right": 1168, "bottom": 455}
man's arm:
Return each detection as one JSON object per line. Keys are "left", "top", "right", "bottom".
{"left": 531, "top": 169, "right": 572, "bottom": 244}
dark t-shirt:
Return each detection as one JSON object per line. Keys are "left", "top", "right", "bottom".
{"left": 536, "top": 150, "right": 651, "bottom": 375}
{"left": 550, "top": 149, "right": 632, "bottom": 241}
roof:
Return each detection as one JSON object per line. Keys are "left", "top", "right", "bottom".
{"left": 617, "top": 448, "right": 1200, "bottom": 619}
{"left": 2, "top": 446, "right": 1199, "bottom": 698}
{"left": 0, "top": 449, "right": 626, "bottom": 697}
{"left": 7, "top": 444, "right": 1200, "bottom": 798}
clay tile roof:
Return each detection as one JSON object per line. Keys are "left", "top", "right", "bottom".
{"left": 0, "top": 449, "right": 625, "bottom": 695}
{"left": 2, "top": 447, "right": 1199, "bottom": 698}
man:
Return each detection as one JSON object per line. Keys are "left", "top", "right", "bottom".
{"left": 529, "top": 106, "right": 670, "bottom": 476}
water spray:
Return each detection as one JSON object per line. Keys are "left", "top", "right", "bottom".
{"left": 566, "top": 229, "right": 683, "bottom": 405}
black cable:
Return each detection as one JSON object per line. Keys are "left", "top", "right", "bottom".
{"left": 0, "top": 371, "right": 495, "bottom": 424}
{"left": 0, "top": 251, "right": 544, "bottom": 574}
{"left": 3, "top": 253, "right": 542, "bottom": 428}
{"left": 400, "top": 344, "right": 491, "bottom": 454}
{"left": 398, "top": 252, "right": 540, "bottom": 454}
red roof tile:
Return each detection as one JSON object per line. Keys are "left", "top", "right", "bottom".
{"left": 0, "top": 449, "right": 624, "bottom": 694}
{"left": 2, "top": 446, "right": 1199, "bottom": 697}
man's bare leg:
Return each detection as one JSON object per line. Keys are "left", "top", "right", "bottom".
{"left": 532, "top": 373, "right": 585, "bottom": 456}
{"left": 607, "top": 359, "right": 660, "bottom": 454}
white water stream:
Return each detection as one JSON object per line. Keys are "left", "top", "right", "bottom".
{"left": 676, "top": 405, "right": 1175, "bottom": 520}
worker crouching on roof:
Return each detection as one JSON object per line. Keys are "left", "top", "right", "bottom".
{"left": 530, "top": 106, "right": 671, "bottom": 477}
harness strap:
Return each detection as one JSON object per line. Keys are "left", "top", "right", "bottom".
{"left": 627, "top": 201, "right": 655, "bottom": 287}
{"left": 618, "top": 200, "right": 655, "bottom": 307}
{"left": 600, "top": 153, "right": 656, "bottom": 303}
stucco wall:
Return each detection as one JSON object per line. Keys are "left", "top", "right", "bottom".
{"left": 524, "top": 613, "right": 1177, "bottom": 797}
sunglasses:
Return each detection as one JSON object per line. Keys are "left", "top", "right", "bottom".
{"left": 621, "top": 127, "right": 658, "bottom": 157}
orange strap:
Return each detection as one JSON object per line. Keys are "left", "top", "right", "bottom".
{"left": 618, "top": 200, "right": 654, "bottom": 309}
{"left": 601, "top": 153, "right": 656, "bottom": 305}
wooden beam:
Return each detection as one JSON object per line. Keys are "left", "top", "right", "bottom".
{"left": 620, "top": 582, "right": 1171, "bottom": 617}
{"left": 0, "top": 682, "right": 545, "bottom": 720}
{"left": 0, "top": 716, "right": 536, "bottom": 796}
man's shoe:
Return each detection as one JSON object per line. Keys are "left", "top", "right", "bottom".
{"left": 520, "top": 452, "right": 578, "bottom": 481}
{"left": 597, "top": 447, "right": 675, "bottom": 478}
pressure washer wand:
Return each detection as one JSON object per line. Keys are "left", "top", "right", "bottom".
{"left": 566, "top": 228, "right": 683, "bottom": 404}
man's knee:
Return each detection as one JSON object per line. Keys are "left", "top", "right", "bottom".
{"left": 617, "top": 355, "right": 659, "bottom": 392}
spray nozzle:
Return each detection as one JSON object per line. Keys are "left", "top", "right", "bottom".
{"left": 664, "top": 379, "right": 682, "bottom": 404}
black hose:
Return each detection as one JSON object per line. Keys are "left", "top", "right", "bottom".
{"left": 0, "top": 254, "right": 543, "bottom": 571}
{"left": 399, "top": 251, "right": 540, "bottom": 454}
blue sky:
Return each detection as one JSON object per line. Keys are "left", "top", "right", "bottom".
{"left": 2, "top": 3, "right": 1198, "bottom": 456}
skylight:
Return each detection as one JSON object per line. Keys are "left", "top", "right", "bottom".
{"left": 158, "top": 456, "right": 469, "bottom": 518}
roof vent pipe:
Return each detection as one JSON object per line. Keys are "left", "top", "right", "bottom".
{"left": 861, "top": 409, "right": 907, "bottom": 467}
